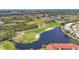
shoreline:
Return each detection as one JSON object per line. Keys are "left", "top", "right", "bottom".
{"left": 35, "top": 28, "right": 53, "bottom": 39}
{"left": 45, "top": 28, "right": 53, "bottom": 31}
{"left": 35, "top": 34, "right": 40, "bottom": 39}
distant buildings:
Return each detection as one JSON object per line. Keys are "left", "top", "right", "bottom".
{"left": 63, "top": 21, "right": 79, "bottom": 38}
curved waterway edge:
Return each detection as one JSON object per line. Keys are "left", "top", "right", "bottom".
{"left": 15, "top": 27, "right": 71, "bottom": 50}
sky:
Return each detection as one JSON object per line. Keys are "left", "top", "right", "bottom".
{"left": 0, "top": 0, "right": 79, "bottom": 9}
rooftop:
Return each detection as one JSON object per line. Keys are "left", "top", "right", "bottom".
{"left": 46, "top": 43, "right": 79, "bottom": 50}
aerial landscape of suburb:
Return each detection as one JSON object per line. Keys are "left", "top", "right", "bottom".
{"left": 1, "top": 9, "right": 79, "bottom": 50}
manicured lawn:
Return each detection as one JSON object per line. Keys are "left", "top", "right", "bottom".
{"left": 25, "top": 28, "right": 45, "bottom": 34}
{"left": 0, "top": 41, "right": 15, "bottom": 50}
{"left": 26, "top": 20, "right": 61, "bottom": 34}
{"left": 14, "top": 19, "right": 61, "bottom": 44}
{"left": 27, "top": 18, "right": 46, "bottom": 28}
{"left": 47, "top": 20, "right": 61, "bottom": 29}
{"left": 15, "top": 32, "right": 37, "bottom": 43}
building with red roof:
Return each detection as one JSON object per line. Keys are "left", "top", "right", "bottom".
{"left": 46, "top": 43, "right": 79, "bottom": 50}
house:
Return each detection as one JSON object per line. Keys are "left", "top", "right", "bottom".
{"left": 46, "top": 43, "right": 79, "bottom": 50}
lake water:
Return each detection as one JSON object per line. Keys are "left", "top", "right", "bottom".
{"left": 15, "top": 27, "right": 71, "bottom": 50}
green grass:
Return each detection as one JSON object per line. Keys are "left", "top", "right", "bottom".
{"left": 25, "top": 28, "right": 44, "bottom": 34}
{"left": 0, "top": 41, "right": 15, "bottom": 50}
{"left": 15, "top": 32, "right": 37, "bottom": 43}
{"left": 14, "top": 19, "right": 61, "bottom": 44}
{"left": 26, "top": 20, "right": 61, "bottom": 33}
{"left": 27, "top": 18, "right": 46, "bottom": 27}
{"left": 47, "top": 21, "right": 60, "bottom": 28}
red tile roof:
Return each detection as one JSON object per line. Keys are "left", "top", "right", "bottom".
{"left": 47, "top": 43, "right": 79, "bottom": 50}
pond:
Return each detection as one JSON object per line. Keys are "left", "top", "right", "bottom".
{"left": 15, "top": 27, "right": 71, "bottom": 50}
